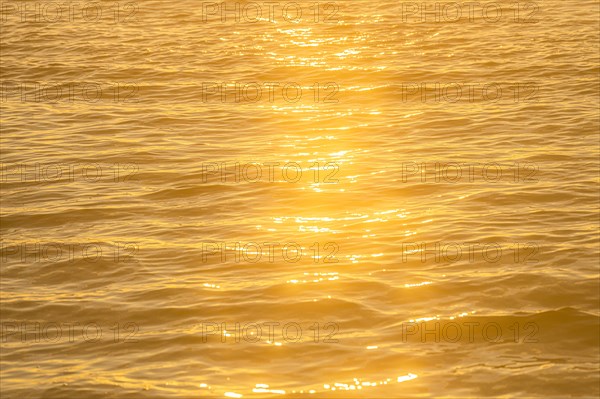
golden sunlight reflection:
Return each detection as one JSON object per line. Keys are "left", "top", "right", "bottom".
{"left": 1, "top": 0, "right": 598, "bottom": 398}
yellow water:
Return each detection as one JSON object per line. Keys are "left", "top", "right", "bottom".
{"left": 1, "top": 0, "right": 599, "bottom": 397}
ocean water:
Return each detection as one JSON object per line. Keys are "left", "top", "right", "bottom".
{"left": 1, "top": 0, "right": 599, "bottom": 397}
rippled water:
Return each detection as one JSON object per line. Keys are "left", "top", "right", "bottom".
{"left": 1, "top": 0, "right": 599, "bottom": 397}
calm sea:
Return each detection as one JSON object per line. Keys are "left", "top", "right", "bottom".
{"left": 1, "top": 0, "right": 599, "bottom": 397}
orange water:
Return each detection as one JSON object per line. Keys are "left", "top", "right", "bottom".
{"left": 1, "top": 1, "right": 599, "bottom": 397}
